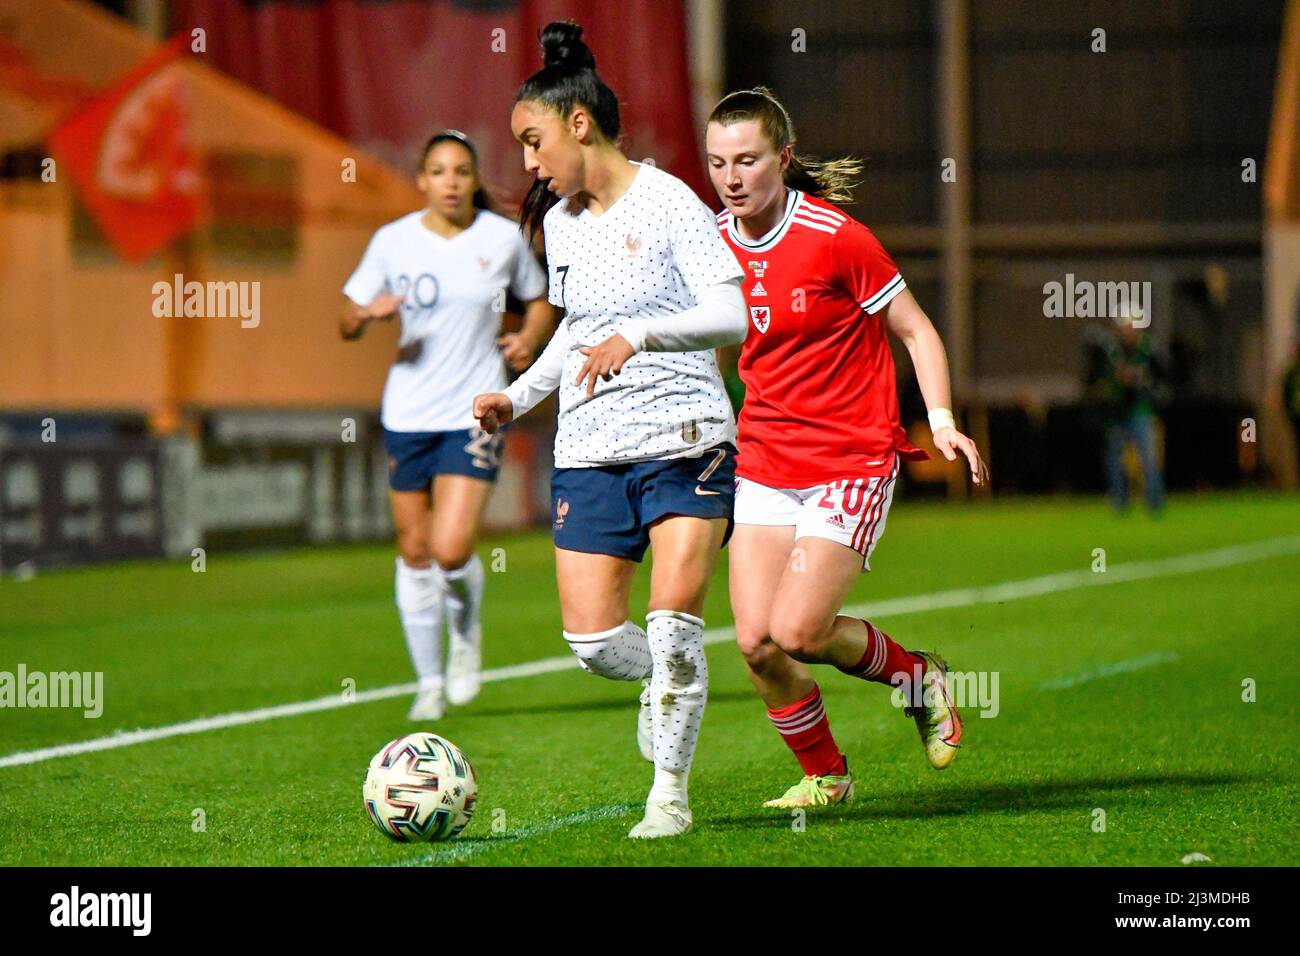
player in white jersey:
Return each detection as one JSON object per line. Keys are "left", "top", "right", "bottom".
{"left": 472, "top": 21, "right": 748, "bottom": 838}
{"left": 342, "top": 130, "right": 554, "bottom": 722}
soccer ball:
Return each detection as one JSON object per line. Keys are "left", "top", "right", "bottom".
{"left": 363, "top": 732, "right": 478, "bottom": 842}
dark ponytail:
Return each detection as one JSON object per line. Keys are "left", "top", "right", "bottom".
{"left": 419, "top": 129, "right": 494, "bottom": 212}
{"left": 515, "top": 20, "right": 621, "bottom": 239}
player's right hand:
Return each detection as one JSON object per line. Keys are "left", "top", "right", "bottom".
{"left": 473, "top": 393, "right": 514, "bottom": 434}
{"left": 933, "top": 426, "right": 990, "bottom": 487}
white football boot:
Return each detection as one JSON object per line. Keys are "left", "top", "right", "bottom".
{"left": 445, "top": 624, "right": 482, "bottom": 706}
{"left": 407, "top": 682, "right": 445, "bottom": 721}
{"left": 628, "top": 800, "right": 693, "bottom": 839}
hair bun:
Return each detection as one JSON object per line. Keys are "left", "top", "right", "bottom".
{"left": 540, "top": 20, "right": 596, "bottom": 71}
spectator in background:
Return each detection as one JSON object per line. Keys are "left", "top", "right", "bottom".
{"left": 1085, "top": 309, "right": 1167, "bottom": 514}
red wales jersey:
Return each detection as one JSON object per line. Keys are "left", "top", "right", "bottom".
{"left": 718, "top": 189, "right": 929, "bottom": 486}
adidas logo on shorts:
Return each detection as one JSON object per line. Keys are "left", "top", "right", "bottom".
{"left": 826, "top": 513, "right": 846, "bottom": 529}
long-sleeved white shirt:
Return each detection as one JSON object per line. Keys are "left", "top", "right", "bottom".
{"left": 503, "top": 162, "right": 747, "bottom": 467}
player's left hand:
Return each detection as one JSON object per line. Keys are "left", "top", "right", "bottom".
{"left": 575, "top": 334, "right": 635, "bottom": 398}
{"left": 934, "top": 426, "right": 990, "bottom": 487}
{"left": 497, "top": 332, "right": 538, "bottom": 372}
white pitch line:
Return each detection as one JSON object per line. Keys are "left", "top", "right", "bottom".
{"left": 1039, "top": 650, "right": 1181, "bottom": 690}
{"left": 837, "top": 534, "right": 1300, "bottom": 622}
{"left": 389, "top": 803, "right": 638, "bottom": 867}
{"left": 1, "top": 534, "right": 1296, "bottom": 770}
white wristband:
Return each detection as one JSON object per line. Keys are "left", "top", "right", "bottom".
{"left": 928, "top": 408, "right": 956, "bottom": 433}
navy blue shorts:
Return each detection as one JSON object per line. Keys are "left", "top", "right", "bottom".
{"left": 550, "top": 443, "right": 736, "bottom": 562}
{"left": 383, "top": 427, "right": 504, "bottom": 491}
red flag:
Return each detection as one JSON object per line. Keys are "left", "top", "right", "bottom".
{"left": 48, "top": 36, "right": 205, "bottom": 263}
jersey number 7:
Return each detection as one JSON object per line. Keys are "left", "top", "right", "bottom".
{"left": 554, "top": 264, "right": 569, "bottom": 310}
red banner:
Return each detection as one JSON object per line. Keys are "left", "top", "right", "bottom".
{"left": 171, "top": 0, "right": 710, "bottom": 206}
{"left": 48, "top": 37, "right": 206, "bottom": 263}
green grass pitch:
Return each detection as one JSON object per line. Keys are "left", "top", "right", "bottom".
{"left": 1, "top": 492, "right": 1296, "bottom": 866}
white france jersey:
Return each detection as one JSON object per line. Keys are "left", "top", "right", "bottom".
{"left": 344, "top": 209, "right": 546, "bottom": 433}
{"left": 542, "top": 162, "right": 744, "bottom": 466}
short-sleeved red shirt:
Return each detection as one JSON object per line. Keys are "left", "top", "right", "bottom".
{"left": 718, "top": 189, "right": 929, "bottom": 487}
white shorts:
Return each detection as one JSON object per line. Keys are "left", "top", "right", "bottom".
{"left": 733, "top": 459, "right": 898, "bottom": 570}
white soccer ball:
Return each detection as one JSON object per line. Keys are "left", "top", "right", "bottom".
{"left": 363, "top": 732, "right": 478, "bottom": 842}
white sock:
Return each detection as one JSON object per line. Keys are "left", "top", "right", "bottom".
{"left": 394, "top": 557, "right": 444, "bottom": 688}
{"left": 563, "top": 621, "right": 652, "bottom": 680}
{"left": 648, "top": 765, "right": 689, "bottom": 808}
{"left": 645, "top": 609, "right": 708, "bottom": 790}
{"left": 441, "top": 554, "right": 483, "bottom": 644}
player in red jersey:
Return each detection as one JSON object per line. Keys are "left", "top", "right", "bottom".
{"left": 705, "top": 87, "right": 989, "bottom": 807}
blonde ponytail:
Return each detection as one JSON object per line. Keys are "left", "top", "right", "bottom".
{"left": 708, "top": 85, "right": 862, "bottom": 203}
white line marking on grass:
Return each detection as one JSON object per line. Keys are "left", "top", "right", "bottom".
{"left": 838, "top": 535, "right": 1300, "bottom": 622}
{"left": 1039, "top": 651, "right": 1180, "bottom": 690}
{"left": 0, "top": 684, "right": 422, "bottom": 768}
{"left": 2, "top": 535, "right": 1296, "bottom": 770}
{"left": 390, "top": 803, "right": 638, "bottom": 867}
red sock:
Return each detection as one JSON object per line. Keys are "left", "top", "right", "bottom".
{"left": 767, "top": 685, "right": 846, "bottom": 777}
{"left": 840, "top": 619, "right": 926, "bottom": 689}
